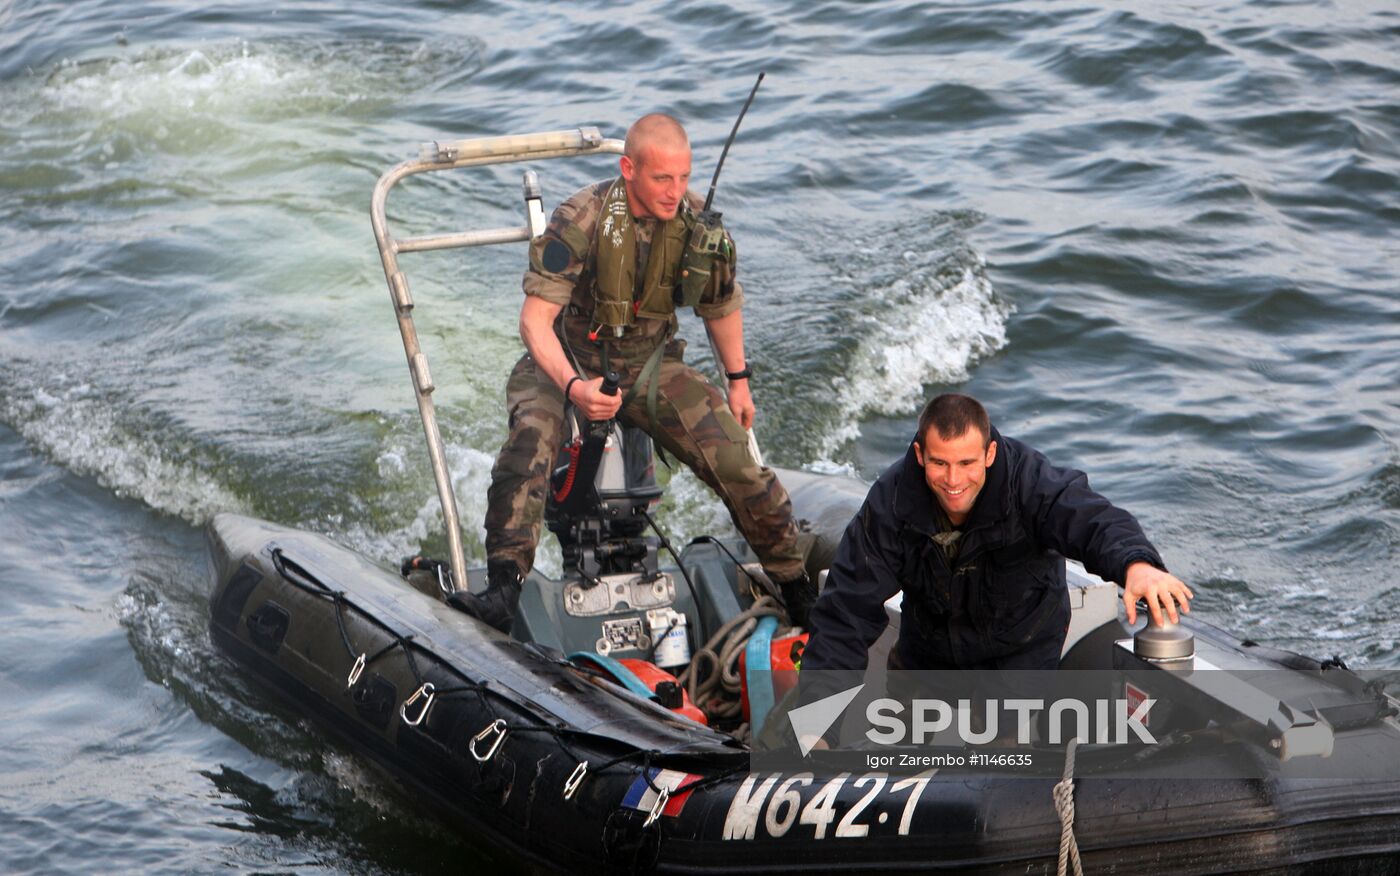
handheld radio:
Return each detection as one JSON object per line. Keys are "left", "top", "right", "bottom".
{"left": 676, "top": 73, "right": 765, "bottom": 307}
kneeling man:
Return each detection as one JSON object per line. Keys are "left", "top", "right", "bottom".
{"left": 802, "top": 393, "right": 1193, "bottom": 676}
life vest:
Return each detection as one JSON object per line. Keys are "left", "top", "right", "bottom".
{"left": 591, "top": 177, "right": 693, "bottom": 334}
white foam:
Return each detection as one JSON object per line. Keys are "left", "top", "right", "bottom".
{"left": 320, "top": 751, "right": 418, "bottom": 820}
{"left": 0, "top": 370, "right": 249, "bottom": 523}
{"left": 826, "top": 250, "right": 1009, "bottom": 454}
{"left": 24, "top": 37, "right": 477, "bottom": 157}
{"left": 1313, "top": 627, "right": 1354, "bottom": 641}
{"left": 330, "top": 428, "right": 747, "bottom": 578}
{"left": 654, "top": 467, "right": 737, "bottom": 547}
{"left": 801, "top": 458, "right": 860, "bottom": 478}
{"left": 1280, "top": 580, "right": 1331, "bottom": 601}
{"left": 375, "top": 449, "right": 407, "bottom": 479}
{"left": 319, "top": 436, "right": 576, "bottom": 579}
{"left": 115, "top": 591, "right": 186, "bottom": 664}
{"left": 42, "top": 42, "right": 360, "bottom": 125}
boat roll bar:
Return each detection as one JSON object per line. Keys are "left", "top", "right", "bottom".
{"left": 370, "top": 128, "right": 626, "bottom": 593}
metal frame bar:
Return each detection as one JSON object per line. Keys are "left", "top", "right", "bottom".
{"left": 370, "top": 128, "right": 625, "bottom": 592}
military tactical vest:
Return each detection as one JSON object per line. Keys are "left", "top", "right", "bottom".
{"left": 591, "top": 177, "right": 692, "bottom": 334}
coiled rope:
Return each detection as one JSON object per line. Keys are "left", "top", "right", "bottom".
{"left": 677, "top": 595, "right": 785, "bottom": 727}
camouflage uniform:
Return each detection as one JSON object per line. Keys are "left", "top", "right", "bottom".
{"left": 484, "top": 180, "right": 806, "bottom": 582}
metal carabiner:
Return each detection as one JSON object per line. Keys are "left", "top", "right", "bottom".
{"left": 469, "top": 718, "right": 508, "bottom": 762}
{"left": 643, "top": 786, "right": 670, "bottom": 829}
{"left": 346, "top": 653, "right": 366, "bottom": 688}
{"left": 563, "top": 760, "right": 589, "bottom": 800}
{"left": 399, "top": 682, "right": 435, "bottom": 727}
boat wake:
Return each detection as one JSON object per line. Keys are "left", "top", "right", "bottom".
{"left": 116, "top": 562, "right": 476, "bottom": 862}
{"left": 811, "top": 210, "right": 1010, "bottom": 455}
{"left": 0, "top": 365, "right": 249, "bottom": 523}
{"left": 117, "top": 570, "right": 313, "bottom": 762}
{"left": 345, "top": 426, "right": 738, "bottom": 578}
{"left": 27, "top": 37, "right": 484, "bottom": 138}
{"left": 0, "top": 356, "right": 738, "bottom": 584}
{"left": 118, "top": 571, "right": 479, "bottom": 873}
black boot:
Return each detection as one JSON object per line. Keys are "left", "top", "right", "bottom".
{"left": 775, "top": 572, "right": 818, "bottom": 630}
{"left": 450, "top": 561, "right": 524, "bottom": 633}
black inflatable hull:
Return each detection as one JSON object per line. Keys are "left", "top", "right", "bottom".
{"left": 207, "top": 492, "right": 1400, "bottom": 874}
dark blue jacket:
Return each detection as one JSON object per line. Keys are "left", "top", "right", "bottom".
{"left": 803, "top": 428, "right": 1165, "bottom": 673}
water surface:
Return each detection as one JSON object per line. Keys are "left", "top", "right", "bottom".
{"left": 2, "top": 1, "right": 1398, "bottom": 871}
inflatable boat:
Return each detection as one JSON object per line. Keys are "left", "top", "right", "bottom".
{"left": 208, "top": 130, "right": 1400, "bottom": 874}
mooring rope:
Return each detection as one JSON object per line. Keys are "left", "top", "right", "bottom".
{"left": 1054, "top": 737, "right": 1083, "bottom": 876}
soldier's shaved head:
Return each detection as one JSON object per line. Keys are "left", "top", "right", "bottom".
{"left": 624, "top": 114, "right": 690, "bottom": 164}
{"left": 619, "top": 113, "right": 692, "bottom": 220}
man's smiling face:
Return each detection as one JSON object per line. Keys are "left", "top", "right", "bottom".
{"left": 914, "top": 426, "right": 997, "bottom": 526}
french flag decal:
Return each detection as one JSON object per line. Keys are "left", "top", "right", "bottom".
{"left": 621, "top": 768, "right": 700, "bottom": 818}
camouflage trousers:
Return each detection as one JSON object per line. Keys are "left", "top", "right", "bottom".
{"left": 484, "top": 340, "right": 806, "bottom": 582}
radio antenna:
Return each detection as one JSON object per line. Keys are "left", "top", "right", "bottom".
{"left": 703, "top": 72, "right": 764, "bottom": 212}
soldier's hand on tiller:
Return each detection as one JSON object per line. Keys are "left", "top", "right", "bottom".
{"left": 572, "top": 377, "right": 623, "bottom": 421}
{"left": 1122, "top": 561, "right": 1194, "bottom": 627}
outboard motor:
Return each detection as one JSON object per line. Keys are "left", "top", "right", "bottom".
{"left": 536, "top": 377, "right": 692, "bottom": 662}
{"left": 545, "top": 371, "right": 664, "bottom": 581}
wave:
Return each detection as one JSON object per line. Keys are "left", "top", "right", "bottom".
{"left": 816, "top": 210, "right": 1010, "bottom": 454}
{"left": 0, "top": 365, "right": 249, "bottom": 523}
{"left": 23, "top": 37, "right": 483, "bottom": 131}
{"left": 326, "top": 439, "right": 499, "bottom": 571}
{"left": 116, "top": 569, "right": 479, "bottom": 872}
{"left": 337, "top": 430, "right": 736, "bottom": 578}
{"left": 0, "top": 352, "right": 740, "bottom": 579}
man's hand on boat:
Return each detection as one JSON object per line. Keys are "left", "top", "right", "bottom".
{"left": 569, "top": 376, "right": 623, "bottom": 421}
{"left": 1122, "top": 561, "right": 1194, "bottom": 627}
{"left": 726, "top": 378, "right": 755, "bottom": 429}
{"left": 704, "top": 309, "right": 755, "bottom": 430}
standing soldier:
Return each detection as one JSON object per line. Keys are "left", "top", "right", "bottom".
{"left": 461, "top": 113, "right": 815, "bottom": 632}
